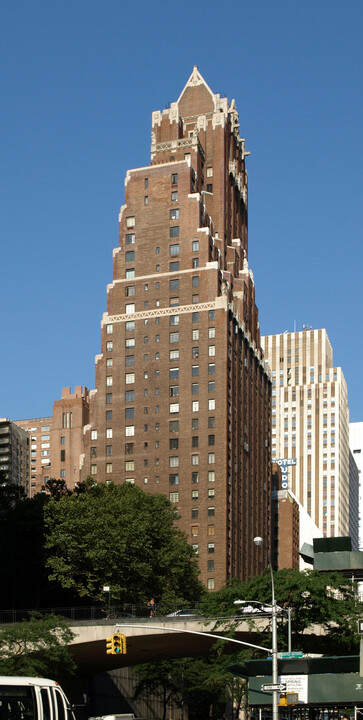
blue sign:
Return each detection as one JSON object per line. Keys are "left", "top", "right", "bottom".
{"left": 276, "top": 458, "right": 297, "bottom": 489}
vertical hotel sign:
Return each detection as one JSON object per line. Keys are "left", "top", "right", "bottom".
{"left": 276, "top": 458, "right": 297, "bottom": 489}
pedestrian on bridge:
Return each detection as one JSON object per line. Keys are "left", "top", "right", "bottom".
{"left": 148, "top": 598, "right": 156, "bottom": 617}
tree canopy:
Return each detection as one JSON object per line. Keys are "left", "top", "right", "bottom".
{"left": 199, "top": 568, "right": 363, "bottom": 654}
{"left": 44, "top": 481, "right": 204, "bottom": 607}
{"left": 0, "top": 613, "right": 75, "bottom": 677}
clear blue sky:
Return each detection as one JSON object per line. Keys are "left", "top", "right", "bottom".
{"left": 1, "top": 0, "right": 362, "bottom": 422}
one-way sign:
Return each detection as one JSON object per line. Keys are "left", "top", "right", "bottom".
{"left": 262, "top": 683, "right": 287, "bottom": 693}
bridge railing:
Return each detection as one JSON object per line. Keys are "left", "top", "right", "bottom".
{"left": 0, "top": 603, "right": 203, "bottom": 625}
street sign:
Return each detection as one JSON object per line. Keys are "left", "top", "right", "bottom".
{"left": 262, "top": 683, "right": 287, "bottom": 692}
{"left": 278, "top": 651, "right": 303, "bottom": 658}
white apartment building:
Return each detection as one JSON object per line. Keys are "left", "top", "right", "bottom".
{"left": 350, "top": 422, "right": 363, "bottom": 549}
{"left": 262, "top": 329, "right": 350, "bottom": 538}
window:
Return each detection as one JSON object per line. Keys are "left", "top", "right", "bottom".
{"left": 208, "top": 543, "right": 214, "bottom": 553}
{"left": 170, "top": 403, "right": 179, "bottom": 414}
{"left": 192, "top": 276, "right": 199, "bottom": 287}
{"left": 60, "top": 449, "right": 65, "bottom": 462}
{"left": 192, "top": 508, "right": 198, "bottom": 519}
{"left": 170, "top": 385, "right": 179, "bottom": 397}
{"left": 208, "top": 381, "right": 215, "bottom": 392}
{"left": 126, "top": 233, "right": 135, "bottom": 244}
{"left": 170, "top": 278, "right": 179, "bottom": 290}
{"left": 192, "top": 383, "right": 199, "bottom": 394}
{"left": 208, "top": 525, "right": 215, "bottom": 535}
{"left": 170, "top": 226, "right": 179, "bottom": 238}
{"left": 125, "top": 373, "right": 135, "bottom": 384}
{"left": 170, "top": 332, "right": 179, "bottom": 343}
{"left": 106, "top": 376, "right": 113, "bottom": 386}
{"left": 170, "top": 297, "right": 179, "bottom": 306}
{"left": 106, "top": 410, "right": 112, "bottom": 421}
{"left": 125, "top": 338, "right": 135, "bottom": 348}
{"left": 170, "top": 314, "right": 179, "bottom": 326}
{"left": 144, "top": 196, "right": 149, "bottom": 205}
{"left": 192, "top": 294, "right": 199, "bottom": 304}
{"left": 191, "top": 526, "right": 199, "bottom": 537}
{"left": 206, "top": 167, "right": 213, "bottom": 177}
{"left": 209, "top": 310, "right": 215, "bottom": 321}
{"left": 192, "top": 418, "right": 198, "bottom": 429}
{"left": 169, "top": 349, "right": 179, "bottom": 360}
{"left": 208, "top": 506, "right": 215, "bottom": 517}
{"left": 170, "top": 244, "right": 179, "bottom": 256}
{"left": 145, "top": 178, "right": 148, "bottom": 188}
{"left": 126, "top": 216, "right": 135, "bottom": 227}
{"left": 192, "top": 490, "right": 199, "bottom": 500}
{"left": 125, "top": 443, "right": 134, "bottom": 454}
{"left": 208, "top": 345, "right": 215, "bottom": 356}
{"left": 106, "top": 324, "right": 113, "bottom": 334}
{"left": 60, "top": 436, "right": 65, "bottom": 445}
{"left": 125, "top": 268, "right": 135, "bottom": 279}
{"left": 192, "top": 365, "right": 199, "bottom": 376}
{"left": 208, "top": 487, "right": 215, "bottom": 498}
{"left": 169, "top": 438, "right": 179, "bottom": 450}
{"left": 192, "top": 347, "right": 199, "bottom": 358}
{"left": 170, "top": 261, "right": 179, "bottom": 272}
{"left": 106, "top": 446, "right": 112, "bottom": 456}
{"left": 169, "top": 474, "right": 179, "bottom": 485}
{"left": 126, "top": 355, "right": 135, "bottom": 366}
{"left": 125, "top": 407, "right": 134, "bottom": 419}
{"left": 171, "top": 173, "right": 178, "bottom": 185}
{"left": 106, "top": 428, "right": 113, "bottom": 439}
{"left": 106, "top": 358, "right": 113, "bottom": 368}
{"left": 126, "top": 303, "right": 135, "bottom": 314}
{"left": 170, "top": 367, "right": 179, "bottom": 379}
{"left": 206, "top": 184, "right": 213, "bottom": 193}
{"left": 192, "top": 240, "right": 199, "bottom": 252}
{"left": 192, "top": 401, "right": 199, "bottom": 412}
{"left": 91, "top": 464, "right": 97, "bottom": 475}
{"left": 125, "top": 426, "right": 135, "bottom": 436}
{"left": 208, "top": 453, "right": 215, "bottom": 464}
{"left": 208, "top": 327, "right": 215, "bottom": 338}
{"left": 106, "top": 463, "right": 112, "bottom": 474}
{"left": 169, "top": 457, "right": 179, "bottom": 467}
{"left": 192, "top": 436, "right": 198, "bottom": 447}
{"left": 171, "top": 191, "right": 178, "bottom": 201}
{"left": 91, "top": 430, "right": 98, "bottom": 440}
{"left": 125, "top": 460, "right": 134, "bottom": 471}
{"left": 192, "top": 454, "right": 199, "bottom": 465}
{"left": 106, "top": 341, "right": 113, "bottom": 351}
{"left": 209, "top": 399, "right": 215, "bottom": 410}
{"left": 208, "top": 417, "right": 215, "bottom": 428}
{"left": 126, "top": 285, "right": 135, "bottom": 296}
{"left": 170, "top": 492, "right": 179, "bottom": 503}
{"left": 208, "top": 434, "right": 215, "bottom": 446}
{"left": 192, "top": 471, "right": 198, "bottom": 483}
{"left": 126, "top": 321, "right": 135, "bottom": 331}
{"left": 192, "top": 330, "right": 199, "bottom": 342}
{"left": 208, "top": 363, "right": 215, "bottom": 374}
{"left": 170, "top": 209, "right": 179, "bottom": 220}
{"left": 208, "top": 560, "right": 214, "bottom": 572}
{"left": 207, "top": 578, "right": 215, "bottom": 590}
{"left": 169, "top": 420, "right": 179, "bottom": 432}
{"left": 192, "top": 258, "right": 199, "bottom": 268}
{"left": 192, "top": 312, "right": 199, "bottom": 322}
{"left": 125, "top": 251, "right": 135, "bottom": 262}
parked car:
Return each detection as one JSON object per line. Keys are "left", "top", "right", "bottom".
{"left": 166, "top": 608, "right": 201, "bottom": 618}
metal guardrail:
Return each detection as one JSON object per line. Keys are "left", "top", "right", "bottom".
{"left": 0, "top": 604, "right": 203, "bottom": 625}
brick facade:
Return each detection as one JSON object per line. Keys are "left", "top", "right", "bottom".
{"left": 81, "top": 68, "right": 272, "bottom": 589}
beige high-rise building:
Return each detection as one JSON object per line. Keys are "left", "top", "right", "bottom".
{"left": 262, "top": 328, "right": 349, "bottom": 538}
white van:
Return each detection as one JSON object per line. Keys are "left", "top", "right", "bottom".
{"left": 0, "top": 676, "right": 76, "bottom": 720}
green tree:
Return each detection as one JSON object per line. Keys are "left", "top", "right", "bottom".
{"left": 44, "top": 482, "right": 203, "bottom": 606}
{"left": 199, "top": 568, "right": 363, "bottom": 654}
{"left": 0, "top": 613, "right": 76, "bottom": 677}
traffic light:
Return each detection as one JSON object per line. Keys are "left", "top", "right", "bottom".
{"left": 105, "top": 634, "right": 127, "bottom": 655}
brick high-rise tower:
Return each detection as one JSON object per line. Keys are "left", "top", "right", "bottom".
{"left": 81, "top": 68, "right": 272, "bottom": 589}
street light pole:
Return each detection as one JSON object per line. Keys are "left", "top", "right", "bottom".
{"left": 254, "top": 536, "right": 279, "bottom": 720}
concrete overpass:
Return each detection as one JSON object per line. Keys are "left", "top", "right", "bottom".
{"left": 68, "top": 616, "right": 328, "bottom": 674}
